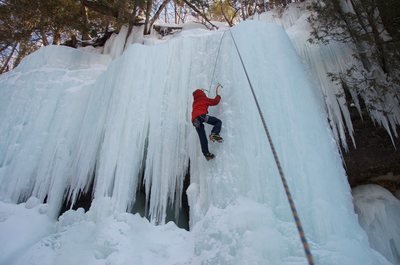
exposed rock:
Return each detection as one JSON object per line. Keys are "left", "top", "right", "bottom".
{"left": 342, "top": 104, "right": 400, "bottom": 194}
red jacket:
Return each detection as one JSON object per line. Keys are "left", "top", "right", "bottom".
{"left": 191, "top": 89, "right": 221, "bottom": 122}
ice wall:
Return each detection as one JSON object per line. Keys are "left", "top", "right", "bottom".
{"left": 353, "top": 185, "right": 400, "bottom": 265}
{"left": 0, "top": 46, "right": 111, "bottom": 216}
{"left": 0, "top": 21, "right": 391, "bottom": 264}
{"left": 255, "top": 4, "right": 357, "bottom": 150}
{"left": 187, "top": 21, "right": 389, "bottom": 265}
{"left": 255, "top": 3, "right": 400, "bottom": 150}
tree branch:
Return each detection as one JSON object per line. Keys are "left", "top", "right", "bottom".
{"left": 0, "top": 42, "right": 17, "bottom": 74}
{"left": 181, "top": 0, "right": 218, "bottom": 29}
{"left": 144, "top": 0, "right": 154, "bottom": 34}
{"left": 80, "top": 0, "right": 119, "bottom": 18}
{"left": 0, "top": 44, "right": 11, "bottom": 54}
{"left": 148, "top": 0, "right": 171, "bottom": 33}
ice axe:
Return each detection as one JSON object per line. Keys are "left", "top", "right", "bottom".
{"left": 216, "top": 82, "right": 223, "bottom": 95}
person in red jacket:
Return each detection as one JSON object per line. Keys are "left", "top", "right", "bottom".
{"left": 191, "top": 84, "right": 223, "bottom": 160}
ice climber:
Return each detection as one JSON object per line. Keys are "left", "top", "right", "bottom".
{"left": 191, "top": 84, "right": 223, "bottom": 161}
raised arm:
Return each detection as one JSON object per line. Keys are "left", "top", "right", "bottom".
{"left": 206, "top": 84, "right": 222, "bottom": 105}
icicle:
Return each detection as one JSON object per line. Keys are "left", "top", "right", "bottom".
{"left": 0, "top": 18, "right": 395, "bottom": 265}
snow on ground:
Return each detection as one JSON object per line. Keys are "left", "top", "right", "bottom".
{"left": 353, "top": 185, "right": 400, "bottom": 265}
{"left": 0, "top": 6, "right": 397, "bottom": 265}
{"left": 0, "top": 199, "right": 192, "bottom": 265}
{"left": 0, "top": 199, "right": 54, "bottom": 264}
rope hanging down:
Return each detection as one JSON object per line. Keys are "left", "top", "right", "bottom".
{"left": 209, "top": 31, "right": 228, "bottom": 93}
{"left": 228, "top": 29, "right": 316, "bottom": 265}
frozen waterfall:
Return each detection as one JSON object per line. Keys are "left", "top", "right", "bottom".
{"left": 0, "top": 21, "right": 392, "bottom": 265}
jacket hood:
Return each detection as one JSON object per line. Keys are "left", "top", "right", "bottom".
{"left": 193, "top": 89, "right": 206, "bottom": 100}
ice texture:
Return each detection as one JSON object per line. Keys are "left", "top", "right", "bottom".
{"left": 255, "top": 3, "right": 400, "bottom": 150}
{"left": 353, "top": 184, "right": 400, "bottom": 265}
{"left": 0, "top": 21, "right": 392, "bottom": 264}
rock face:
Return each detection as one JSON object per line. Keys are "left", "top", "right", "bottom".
{"left": 342, "top": 105, "right": 400, "bottom": 195}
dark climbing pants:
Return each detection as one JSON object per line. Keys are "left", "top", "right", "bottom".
{"left": 193, "top": 114, "right": 222, "bottom": 155}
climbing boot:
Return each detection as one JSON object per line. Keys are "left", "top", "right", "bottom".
{"left": 209, "top": 133, "right": 223, "bottom": 143}
{"left": 204, "top": 153, "right": 215, "bottom": 161}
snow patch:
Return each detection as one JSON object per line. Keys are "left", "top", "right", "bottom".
{"left": 353, "top": 184, "right": 400, "bottom": 265}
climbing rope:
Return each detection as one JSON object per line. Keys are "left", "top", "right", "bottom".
{"left": 208, "top": 30, "right": 228, "bottom": 94}
{"left": 228, "top": 29, "right": 316, "bottom": 265}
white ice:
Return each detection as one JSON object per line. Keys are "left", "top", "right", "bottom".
{"left": 0, "top": 11, "right": 395, "bottom": 265}
{"left": 255, "top": 2, "right": 400, "bottom": 150}
{"left": 353, "top": 184, "right": 400, "bottom": 265}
